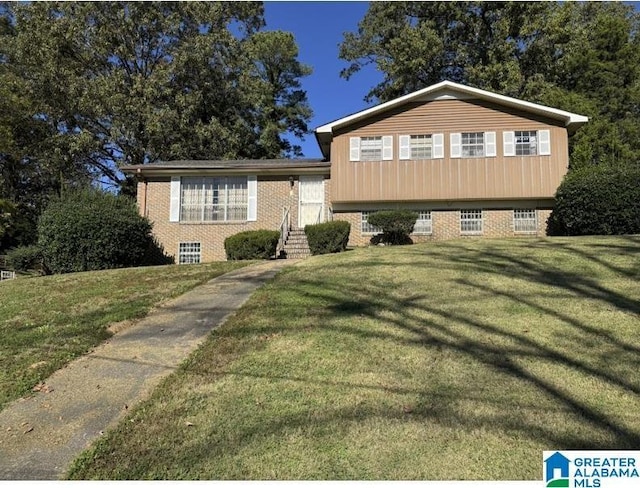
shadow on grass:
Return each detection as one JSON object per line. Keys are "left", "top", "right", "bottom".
{"left": 73, "top": 237, "right": 640, "bottom": 478}
{"left": 201, "top": 237, "right": 640, "bottom": 455}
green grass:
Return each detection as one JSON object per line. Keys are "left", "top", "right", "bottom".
{"left": 0, "top": 261, "right": 251, "bottom": 410}
{"left": 67, "top": 236, "right": 640, "bottom": 480}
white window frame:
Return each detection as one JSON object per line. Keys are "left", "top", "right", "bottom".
{"left": 350, "top": 136, "right": 393, "bottom": 161}
{"left": 504, "top": 130, "right": 551, "bottom": 157}
{"left": 413, "top": 211, "right": 433, "bottom": 235}
{"left": 460, "top": 209, "right": 483, "bottom": 234}
{"left": 180, "top": 176, "right": 249, "bottom": 222}
{"left": 451, "top": 132, "right": 496, "bottom": 158}
{"left": 399, "top": 134, "right": 445, "bottom": 160}
{"left": 178, "top": 242, "right": 201, "bottom": 264}
{"left": 461, "top": 132, "right": 484, "bottom": 157}
{"left": 513, "top": 209, "right": 538, "bottom": 233}
{"left": 515, "top": 130, "right": 538, "bottom": 156}
{"left": 361, "top": 210, "right": 382, "bottom": 235}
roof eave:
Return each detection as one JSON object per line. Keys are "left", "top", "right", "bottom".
{"left": 314, "top": 80, "right": 590, "bottom": 136}
{"left": 122, "top": 164, "right": 331, "bottom": 177}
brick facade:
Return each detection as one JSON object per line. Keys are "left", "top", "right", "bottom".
{"left": 332, "top": 206, "right": 553, "bottom": 247}
{"left": 139, "top": 173, "right": 553, "bottom": 262}
{"left": 140, "top": 175, "right": 331, "bottom": 262}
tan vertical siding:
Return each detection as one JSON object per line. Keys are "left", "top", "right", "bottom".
{"left": 331, "top": 98, "right": 570, "bottom": 203}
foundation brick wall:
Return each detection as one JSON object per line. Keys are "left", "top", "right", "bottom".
{"left": 333, "top": 207, "right": 553, "bottom": 247}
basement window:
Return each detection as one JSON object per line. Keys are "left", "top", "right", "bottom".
{"left": 178, "top": 242, "right": 201, "bottom": 264}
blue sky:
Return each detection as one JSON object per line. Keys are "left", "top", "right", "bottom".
{"left": 263, "top": 1, "right": 380, "bottom": 158}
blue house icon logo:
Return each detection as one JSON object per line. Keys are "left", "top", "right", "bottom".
{"left": 544, "top": 452, "right": 571, "bottom": 487}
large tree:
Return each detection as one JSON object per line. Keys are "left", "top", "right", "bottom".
{"left": 1, "top": 1, "right": 312, "bottom": 191}
{"left": 340, "top": 1, "right": 640, "bottom": 169}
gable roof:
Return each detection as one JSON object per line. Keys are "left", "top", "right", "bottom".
{"left": 314, "top": 80, "right": 589, "bottom": 159}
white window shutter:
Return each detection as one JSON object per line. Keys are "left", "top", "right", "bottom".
{"left": 503, "top": 131, "right": 515, "bottom": 156}
{"left": 247, "top": 175, "right": 257, "bottom": 221}
{"left": 433, "top": 133, "right": 444, "bottom": 159}
{"left": 169, "top": 176, "right": 181, "bottom": 222}
{"left": 539, "top": 130, "right": 551, "bottom": 155}
{"left": 382, "top": 135, "right": 393, "bottom": 160}
{"left": 485, "top": 132, "right": 496, "bottom": 157}
{"left": 450, "top": 133, "right": 462, "bottom": 158}
{"left": 349, "top": 137, "right": 360, "bottom": 161}
{"left": 399, "top": 135, "right": 410, "bottom": 160}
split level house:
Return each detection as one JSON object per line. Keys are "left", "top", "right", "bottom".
{"left": 122, "top": 80, "right": 588, "bottom": 263}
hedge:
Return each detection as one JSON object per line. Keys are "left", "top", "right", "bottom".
{"left": 224, "top": 230, "right": 280, "bottom": 260}
{"left": 367, "top": 210, "right": 418, "bottom": 245}
{"left": 304, "top": 220, "right": 351, "bottom": 255}
{"left": 548, "top": 165, "right": 640, "bottom": 236}
{"left": 38, "top": 189, "right": 154, "bottom": 274}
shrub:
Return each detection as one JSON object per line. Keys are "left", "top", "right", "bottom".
{"left": 38, "top": 189, "right": 153, "bottom": 274}
{"left": 548, "top": 165, "right": 640, "bottom": 236}
{"left": 304, "top": 220, "right": 351, "bottom": 255}
{"left": 367, "top": 210, "right": 418, "bottom": 245}
{"left": 5, "top": 245, "right": 44, "bottom": 273}
{"left": 224, "top": 230, "right": 280, "bottom": 260}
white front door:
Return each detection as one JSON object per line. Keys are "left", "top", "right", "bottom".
{"left": 298, "top": 175, "right": 325, "bottom": 228}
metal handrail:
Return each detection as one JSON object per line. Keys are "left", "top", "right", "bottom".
{"left": 276, "top": 207, "right": 290, "bottom": 256}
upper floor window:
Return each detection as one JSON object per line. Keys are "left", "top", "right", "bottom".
{"left": 504, "top": 130, "right": 551, "bottom": 156}
{"left": 515, "top": 131, "right": 538, "bottom": 156}
{"left": 180, "top": 176, "right": 248, "bottom": 222}
{"left": 361, "top": 137, "right": 383, "bottom": 161}
{"left": 462, "top": 132, "right": 484, "bottom": 157}
{"left": 350, "top": 136, "right": 393, "bottom": 161}
{"left": 399, "top": 134, "right": 444, "bottom": 160}
{"left": 451, "top": 132, "right": 496, "bottom": 158}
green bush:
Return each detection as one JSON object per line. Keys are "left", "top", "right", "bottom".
{"left": 38, "top": 189, "right": 154, "bottom": 274}
{"left": 5, "top": 245, "right": 44, "bottom": 273}
{"left": 224, "top": 230, "right": 280, "bottom": 260}
{"left": 548, "top": 165, "right": 640, "bottom": 235}
{"left": 304, "top": 220, "right": 351, "bottom": 255}
{"left": 367, "top": 210, "right": 418, "bottom": 245}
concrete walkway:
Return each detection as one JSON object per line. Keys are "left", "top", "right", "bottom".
{"left": 0, "top": 259, "right": 290, "bottom": 480}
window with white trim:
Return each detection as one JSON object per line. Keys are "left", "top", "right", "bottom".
{"left": 504, "top": 129, "right": 551, "bottom": 156}
{"left": 180, "top": 176, "right": 248, "bottom": 222}
{"left": 178, "top": 242, "right": 201, "bottom": 264}
{"left": 360, "top": 137, "right": 382, "bottom": 161}
{"left": 451, "top": 132, "right": 496, "bottom": 158}
{"left": 515, "top": 131, "right": 538, "bottom": 156}
{"left": 460, "top": 209, "right": 483, "bottom": 234}
{"left": 361, "top": 211, "right": 382, "bottom": 234}
{"left": 413, "top": 211, "right": 433, "bottom": 235}
{"left": 350, "top": 136, "right": 393, "bottom": 161}
{"left": 513, "top": 209, "right": 537, "bottom": 233}
{"left": 462, "top": 132, "right": 485, "bottom": 157}
{"left": 410, "top": 135, "right": 433, "bottom": 159}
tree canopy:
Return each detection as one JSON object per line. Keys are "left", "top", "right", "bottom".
{"left": 340, "top": 1, "right": 640, "bottom": 169}
{"left": 0, "top": 1, "right": 311, "bottom": 249}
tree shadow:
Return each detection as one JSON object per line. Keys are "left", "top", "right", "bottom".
{"left": 114, "top": 237, "right": 640, "bottom": 478}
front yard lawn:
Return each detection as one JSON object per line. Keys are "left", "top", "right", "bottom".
{"left": 0, "top": 261, "right": 251, "bottom": 411}
{"left": 68, "top": 237, "right": 640, "bottom": 479}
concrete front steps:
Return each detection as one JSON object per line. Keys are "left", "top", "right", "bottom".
{"left": 279, "top": 228, "right": 311, "bottom": 259}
